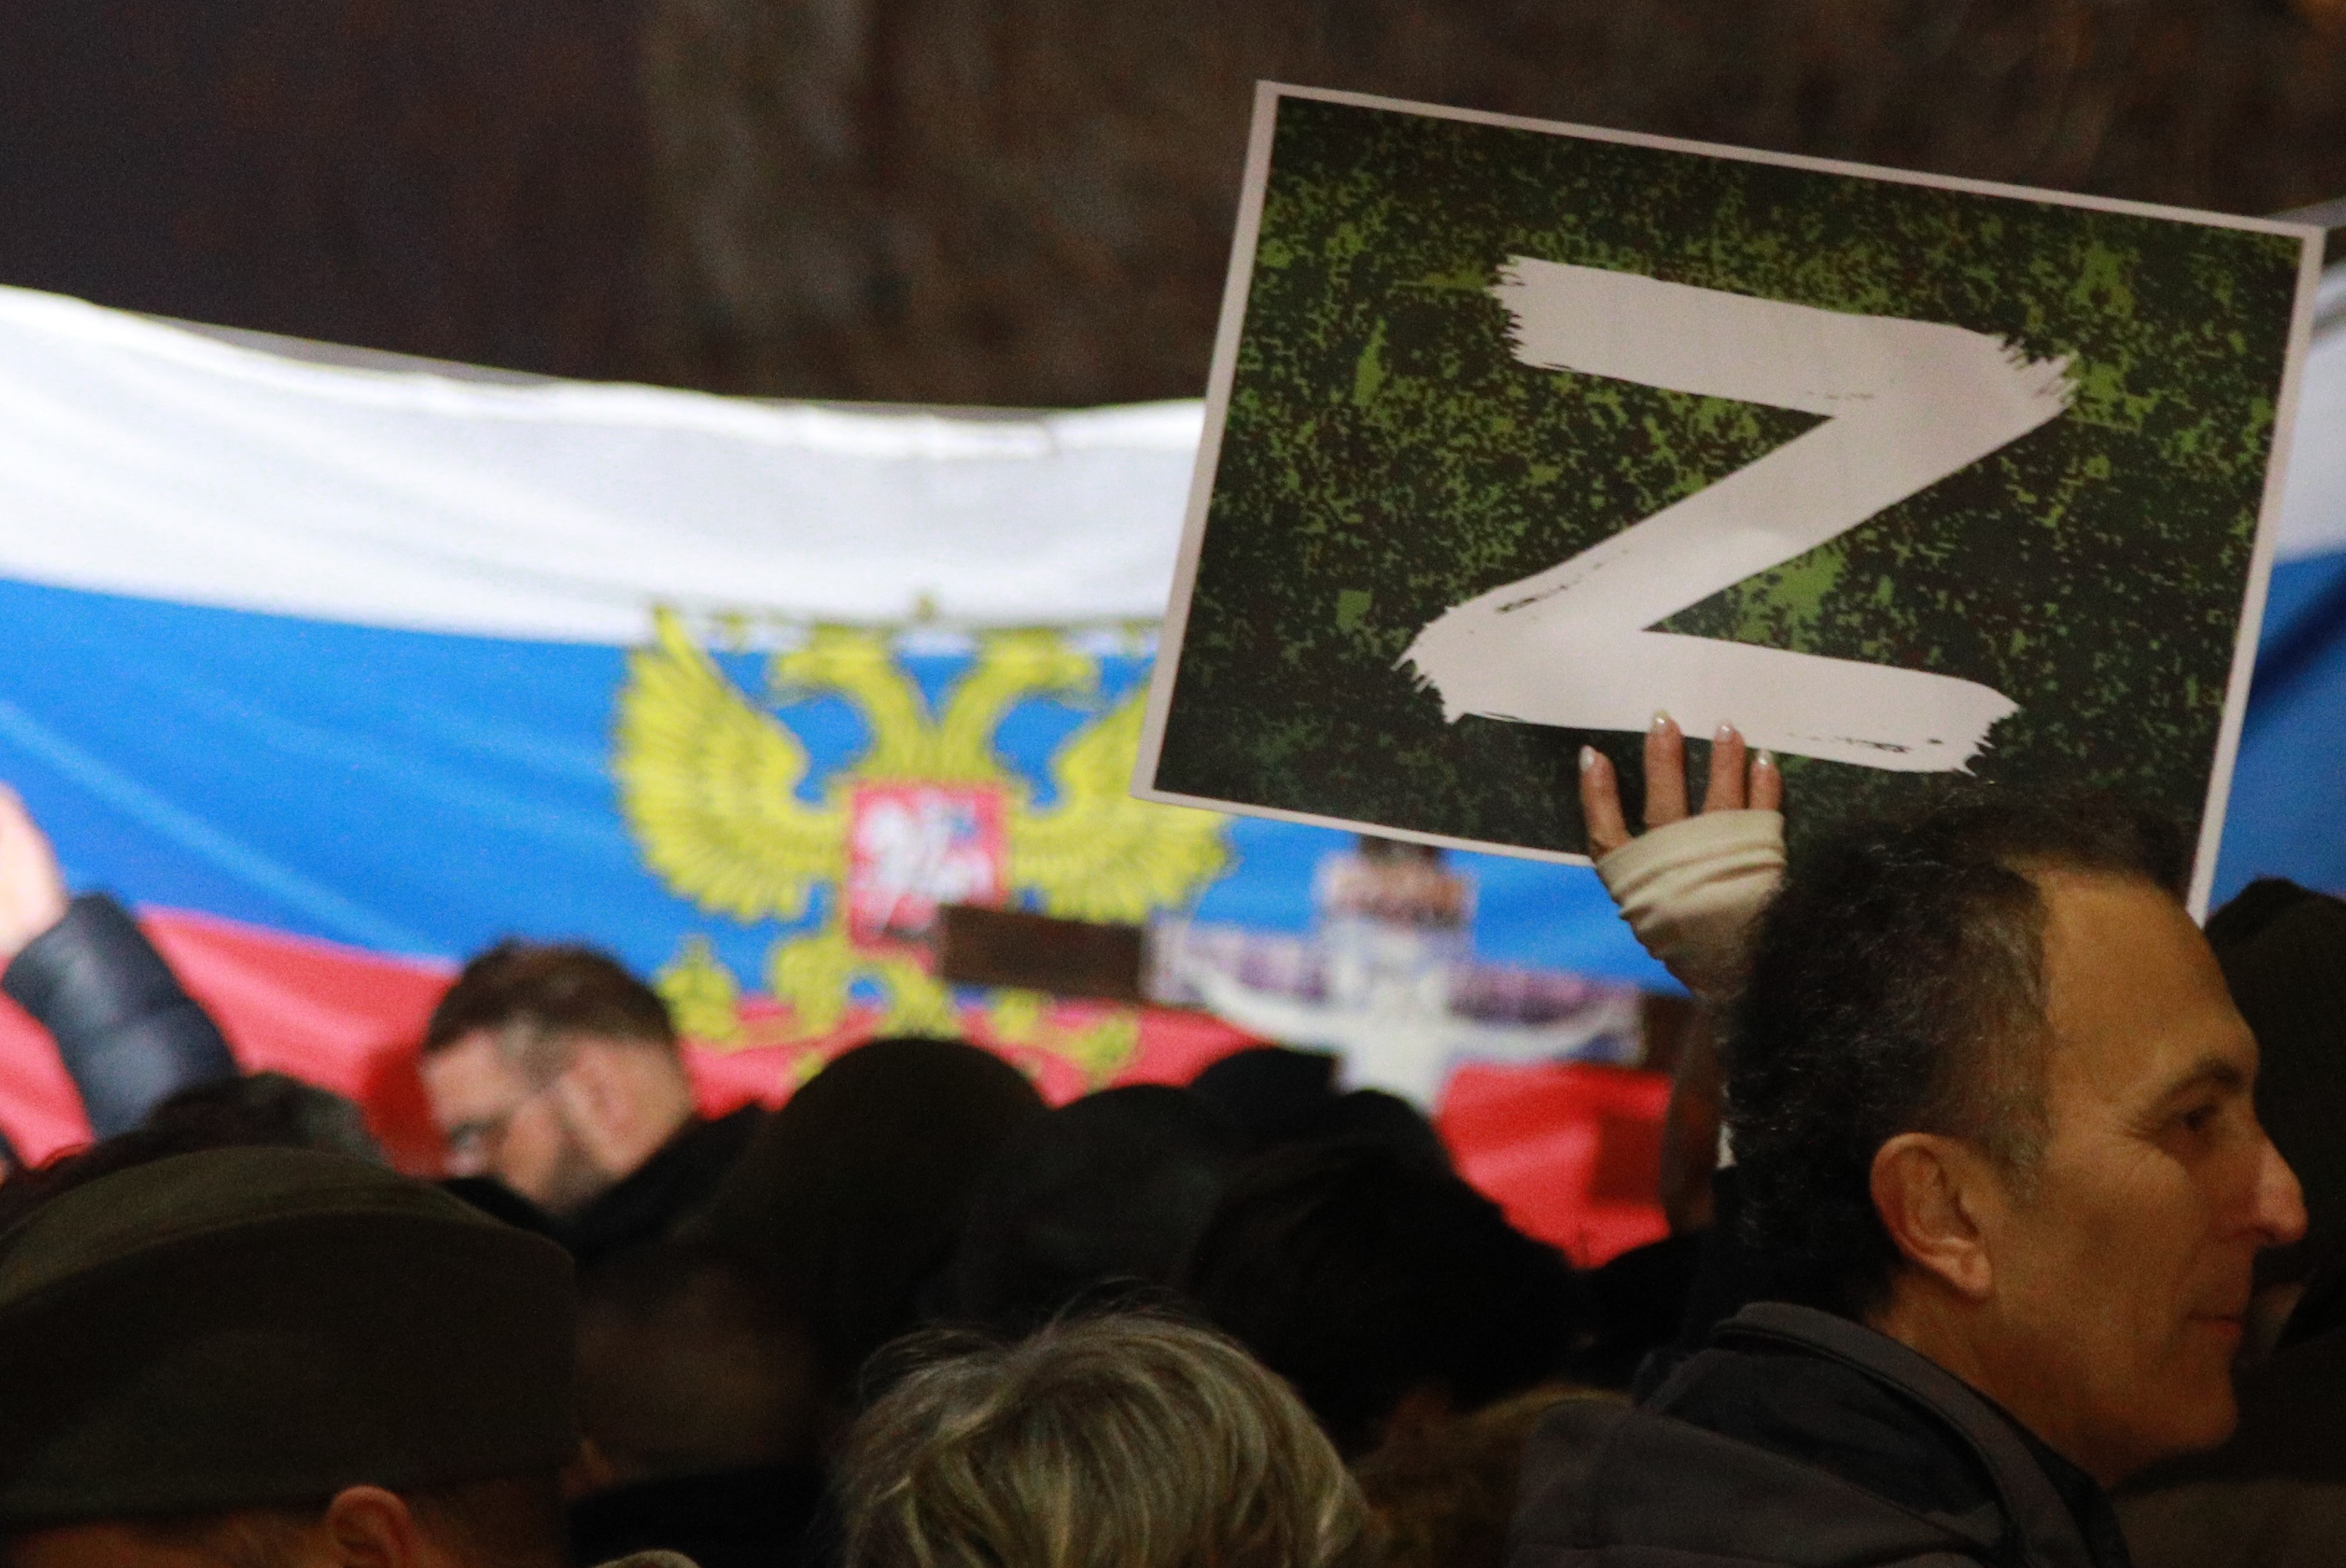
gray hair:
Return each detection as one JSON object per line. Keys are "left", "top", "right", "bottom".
{"left": 838, "top": 1314, "right": 1376, "bottom": 1568}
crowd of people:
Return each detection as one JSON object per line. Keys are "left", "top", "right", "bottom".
{"left": 0, "top": 711, "right": 2342, "bottom": 1568}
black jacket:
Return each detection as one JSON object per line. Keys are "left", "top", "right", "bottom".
{"left": 1509, "top": 1303, "right": 2129, "bottom": 1568}
{"left": 1, "top": 893, "right": 238, "bottom": 1138}
{"left": 2116, "top": 1322, "right": 2346, "bottom": 1568}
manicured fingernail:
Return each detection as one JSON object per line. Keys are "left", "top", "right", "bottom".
{"left": 1579, "top": 745, "right": 1599, "bottom": 772}
{"left": 1755, "top": 749, "right": 1777, "bottom": 769}
{"left": 1715, "top": 721, "right": 1738, "bottom": 744}
{"left": 1650, "top": 710, "right": 1673, "bottom": 733}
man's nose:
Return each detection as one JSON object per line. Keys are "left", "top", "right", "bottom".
{"left": 2251, "top": 1133, "right": 2308, "bottom": 1247}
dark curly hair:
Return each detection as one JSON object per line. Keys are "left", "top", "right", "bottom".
{"left": 1727, "top": 793, "right": 2187, "bottom": 1317}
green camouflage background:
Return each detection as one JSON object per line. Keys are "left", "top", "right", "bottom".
{"left": 1150, "top": 94, "right": 2306, "bottom": 863}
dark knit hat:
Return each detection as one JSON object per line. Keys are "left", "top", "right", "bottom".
{"left": 2206, "top": 878, "right": 2346, "bottom": 1238}
{"left": 0, "top": 1145, "right": 577, "bottom": 1525}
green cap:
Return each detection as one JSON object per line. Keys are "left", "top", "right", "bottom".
{"left": 0, "top": 1146, "right": 576, "bottom": 1525}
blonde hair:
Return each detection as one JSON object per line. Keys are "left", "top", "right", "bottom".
{"left": 838, "top": 1314, "right": 1376, "bottom": 1568}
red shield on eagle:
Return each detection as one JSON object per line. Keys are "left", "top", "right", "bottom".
{"left": 845, "top": 783, "right": 1008, "bottom": 947}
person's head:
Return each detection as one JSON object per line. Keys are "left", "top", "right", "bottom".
{"left": 945, "top": 1085, "right": 1244, "bottom": 1334}
{"left": 1178, "top": 1143, "right": 1582, "bottom": 1457}
{"left": 1729, "top": 794, "right": 2305, "bottom": 1485}
{"left": 0, "top": 1146, "right": 576, "bottom": 1567}
{"left": 0, "top": 1076, "right": 388, "bottom": 1242}
{"left": 703, "top": 1037, "right": 1046, "bottom": 1407}
{"left": 6, "top": 1478, "right": 567, "bottom": 1568}
{"left": 575, "top": 1239, "right": 821, "bottom": 1485}
{"left": 143, "top": 1072, "right": 387, "bottom": 1165}
{"left": 2196, "top": 878, "right": 2346, "bottom": 1355}
{"left": 2204, "top": 878, "right": 2346, "bottom": 1242}
{"left": 1352, "top": 1386, "right": 1594, "bottom": 1568}
{"left": 1187, "top": 1047, "right": 1450, "bottom": 1166}
{"left": 419, "top": 941, "right": 693, "bottom": 1214}
{"left": 836, "top": 1315, "right": 1374, "bottom": 1568}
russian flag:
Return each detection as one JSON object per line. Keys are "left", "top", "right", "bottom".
{"left": 0, "top": 284, "right": 1720, "bottom": 1261}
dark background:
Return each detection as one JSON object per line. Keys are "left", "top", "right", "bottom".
{"left": 1, "top": 0, "right": 2341, "bottom": 406}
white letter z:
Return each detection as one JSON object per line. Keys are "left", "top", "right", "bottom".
{"left": 1400, "top": 259, "right": 2075, "bottom": 771}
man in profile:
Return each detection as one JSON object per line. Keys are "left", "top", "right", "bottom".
{"left": 0, "top": 1144, "right": 589, "bottom": 1568}
{"left": 1510, "top": 798, "right": 2305, "bottom": 1567}
{"left": 420, "top": 942, "right": 758, "bottom": 1263}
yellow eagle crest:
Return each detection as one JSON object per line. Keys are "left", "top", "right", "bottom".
{"left": 614, "top": 610, "right": 1228, "bottom": 1069}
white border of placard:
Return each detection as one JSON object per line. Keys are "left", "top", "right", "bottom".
{"left": 1133, "top": 82, "right": 2325, "bottom": 917}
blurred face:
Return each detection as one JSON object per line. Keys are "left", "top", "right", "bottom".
{"left": 420, "top": 1029, "right": 603, "bottom": 1214}
{"left": 1972, "top": 872, "right": 2304, "bottom": 1483}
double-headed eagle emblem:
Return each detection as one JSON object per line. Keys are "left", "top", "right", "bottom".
{"left": 614, "top": 611, "right": 1229, "bottom": 1072}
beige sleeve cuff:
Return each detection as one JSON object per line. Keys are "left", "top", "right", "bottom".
{"left": 1595, "top": 809, "right": 1785, "bottom": 1004}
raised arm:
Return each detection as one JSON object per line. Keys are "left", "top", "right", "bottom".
{"left": 0, "top": 785, "right": 239, "bottom": 1137}
{"left": 1579, "top": 715, "right": 1784, "bottom": 1005}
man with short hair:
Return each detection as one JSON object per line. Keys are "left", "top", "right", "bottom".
{"left": 419, "top": 942, "right": 759, "bottom": 1264}
{"left": 1510, "top": 796, "right": 2305, "bottom": 1567}
{"left": 0, "top": 1144, "right": 593, "bottom": 1568}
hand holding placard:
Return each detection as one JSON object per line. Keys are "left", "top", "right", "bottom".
{"left": 1580, "top": 717, "right": 1785, "bottom": 1003}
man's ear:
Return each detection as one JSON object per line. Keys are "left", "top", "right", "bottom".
{"left": 318, "top": 1485, "right": 434, "bottom": 1568}
{"left": 1870, "top": 1133, "right": 1995, "bottom": 1300}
